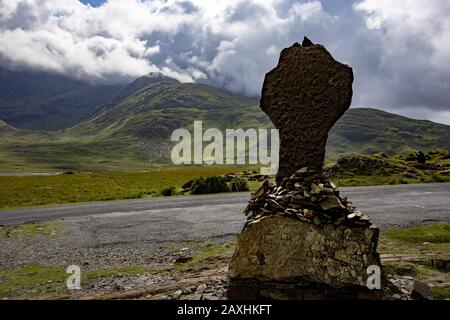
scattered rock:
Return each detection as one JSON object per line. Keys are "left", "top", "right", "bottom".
{"left": 174, "top": 256, "right": 193, "bottom": 264}
{"left": 203, "top": 293, "right": 219, "bottom": 300}
{"left": 243, "top": 168, "right": 373, "bottom": 228}
{"left": 318, "top": 195, "right": 345, "bottom": 210}
{"left": 173, "top": 290, "right": 183, "bottom": 299}
{"left": 409, "top": 280, "right": 431, "bottom": 300}
{"left": 392, "top": 293, "right": 402, "bottom": 300}
{"left": 196, "top": 283, "right": 207, "bottom": 294}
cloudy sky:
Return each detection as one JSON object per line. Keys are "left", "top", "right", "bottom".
{"left": 0, "top": 0, "right": 449, "bottom": 123}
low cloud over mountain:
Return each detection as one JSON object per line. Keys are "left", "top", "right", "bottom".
{"left": 1, "top": 0, "right": 449, "bottom": 123}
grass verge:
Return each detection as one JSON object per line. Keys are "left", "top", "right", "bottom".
{"left": 0, "top": 222, "right": 64, "bottom": 238}
{"left": 0, "top": 166, "right": 256, "bottom": 210}
{"left": 380, "top": 223, "right": 450, "bottom": 300}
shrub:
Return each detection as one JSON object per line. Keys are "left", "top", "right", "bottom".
{"left": 190, "top": 176, "right": 230, "bottom": 195}
{"left": 230, "top": 178, "right": 249, "bottom": 192}
{"left": 161, "top": 187, "right": 175, "bottom": 196}
{"left": 417, "top": 151, "right": 426, "bottom": 164}
{"left": 432, "top": 173, "right": 445, "bottom": 183}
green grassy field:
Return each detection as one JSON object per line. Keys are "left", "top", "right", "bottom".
{"left": 380, "top": 223, "right": 450, "bottom": 300}
{"left": 1, "top": 148, "right": 450, "bottom": 210}
{"left": 0, "top": 166, "right": 257, "bottom": 210}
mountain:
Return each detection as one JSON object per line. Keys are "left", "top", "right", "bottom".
{"left": 0, "top": 74, "right": 449, "bottom": 172}
{"left": 67, "top": 74, "right": 264, "bottom": 139}
{"left": 327, "top": 108, "right": 450, "bottom": 159}
{"left": 0, "top": 119, "right": 15, "bottom": 134}
{"left": 0, "top": 75, "right": 265, "bottom": 171}
{"left": 0, "top": 67, "right": 123, "bottom": 131}
{"left": 105, "top": 72, "right": 181, "bottom": 107}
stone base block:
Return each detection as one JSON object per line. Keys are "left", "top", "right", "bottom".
{"left": 228, "top": 215, "right": 381, "bottom": 288}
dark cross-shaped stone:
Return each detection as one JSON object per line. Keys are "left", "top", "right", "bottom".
{"left": 261, "top": 37, "right": 353, "bottom": 183}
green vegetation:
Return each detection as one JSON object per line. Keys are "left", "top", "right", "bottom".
{"left": 384, "top": 223, "right": 450, "bottom": 244}
{"left": 327, "top": 108, "right": 450, "bottom": 160}
{"left": 160, "top": 187, "right": 175, "bottom": 196}
{"left": 1, "top": 148, "right": 450, "bottom": 210}
{"left": 379, "top": 223, "right": 450, "bottom": 256}
{"left": 174, "top": 242, "right": 235, "bottom": 271}
{"left": 0, "top": 264, "right": 153, "bottom": 299}
{"left": 0, "top": 222, "right": 64, "bottom": 238}
{"left": 429, "top": 287, "right": 450, "bottom": 300}
{"left": 0, "top": 265, "right": 68, "bottom": 298}
{"left": 188, "top": 175, "right": 249, "bottom": 194}
{"left": 327, "top": 148, "right": 450, "bottom": 186}
{"left": 83, "top": 265, "right": 151, "bottom": 282}
{"left": 0, "top": 75, "right": 267, "bottom": 172}
{"left": 380, "top": 223, "right": 450, "bottom": 300}
{"left": 0, "top": 166, "right": 256, "bottom": 210}
{"left": 0, "top": 67, "right": 122, "bottom": 131}
{"left": 0, "top": 242, "right": 235, "bottom": 299}
{"left": 1, "top": 73, "right": 450, "bottom": 173}
{"left": 230, "top": 178, "right": 250, "bottom": 192}
{"left": 190, "top": 176, "right": 230, "bottom": 194}
{"left": 1, "top": 225, "right": 448, "bottom": 299}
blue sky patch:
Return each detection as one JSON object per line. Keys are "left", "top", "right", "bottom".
{"left": 79, "top": 0, "right": 106, "bottom": 7}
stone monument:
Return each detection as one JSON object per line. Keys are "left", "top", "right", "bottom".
{"left": 227, "top": 38, "right": 383, "bottom": 300}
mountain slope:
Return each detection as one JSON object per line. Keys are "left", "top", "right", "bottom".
{"left": 0, "top": 119, "right": 16, "bottom": 134}
{"left": 0, "top": 67, "right": 123, "bottom": 130}
{"left": 68, "top": 75, "right": 264, "bottom": 140}
{"left": 1, "top": 74, "right": 450, "bottom": 172}
{"left": 327, "top": 108, "right": 450, "bottom": 159}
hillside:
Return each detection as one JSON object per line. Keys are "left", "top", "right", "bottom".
{"left": 325, "top": 148, "right": 450, "bottom": 186}
{"left": 327, "top": 108, "right": 450, "bottom": 159}
{"left": 68, "top": 74, "right": 263, "bottom": 139}
{"left": 0, "top": 119, "right": 16, "bottom": 134}
{"left": 0, "top": 75, "right": 265, "bottom": 171}
{"left": 0, "top": 67, "right": 122, "bottom": 130}
{"left": 0, "top": 74, "right": 450, "bottom": 172}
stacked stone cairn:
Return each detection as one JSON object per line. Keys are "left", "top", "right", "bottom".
{"left": 244, "top": 167, "right": 372, "bottom": 229}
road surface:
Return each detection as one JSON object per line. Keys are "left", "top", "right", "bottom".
{"left": 1, "top": 183, "right": 449, "bottom": 270}
{"left": 1, "top": 183, "right": 449, "bottom": 230}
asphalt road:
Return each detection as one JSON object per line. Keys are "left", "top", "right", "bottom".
{"left": 1, "top": 183, "right": 449, "bottom": 270}
{"left": 1, "top": 183, "right": 449, "bottom": 230}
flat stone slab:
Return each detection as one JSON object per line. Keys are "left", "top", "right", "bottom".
{"left": 229, "top": 215, "right": 381, "bottom": 288}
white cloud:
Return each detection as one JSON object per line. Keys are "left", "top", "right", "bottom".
{"left": 0, "top": 0, "right": 339, "bottom": 90}
{"left": 354, "top": 0, "right": 450, "bottom": 113}
{"left": 0, "top": 0, "right": 449, "bottom": 124}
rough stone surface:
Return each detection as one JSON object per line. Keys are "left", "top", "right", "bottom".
{"left": 228, "top": 215, "right": 380, "bottom": 288}
{"left": 228, "top": 40, "right": 380, "bottom": 300}
{"left": 243, "top": 167, "right": 373, "bottom": 228}
{"left": 260, "top": 41, "right": 353, "bottom": 180}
